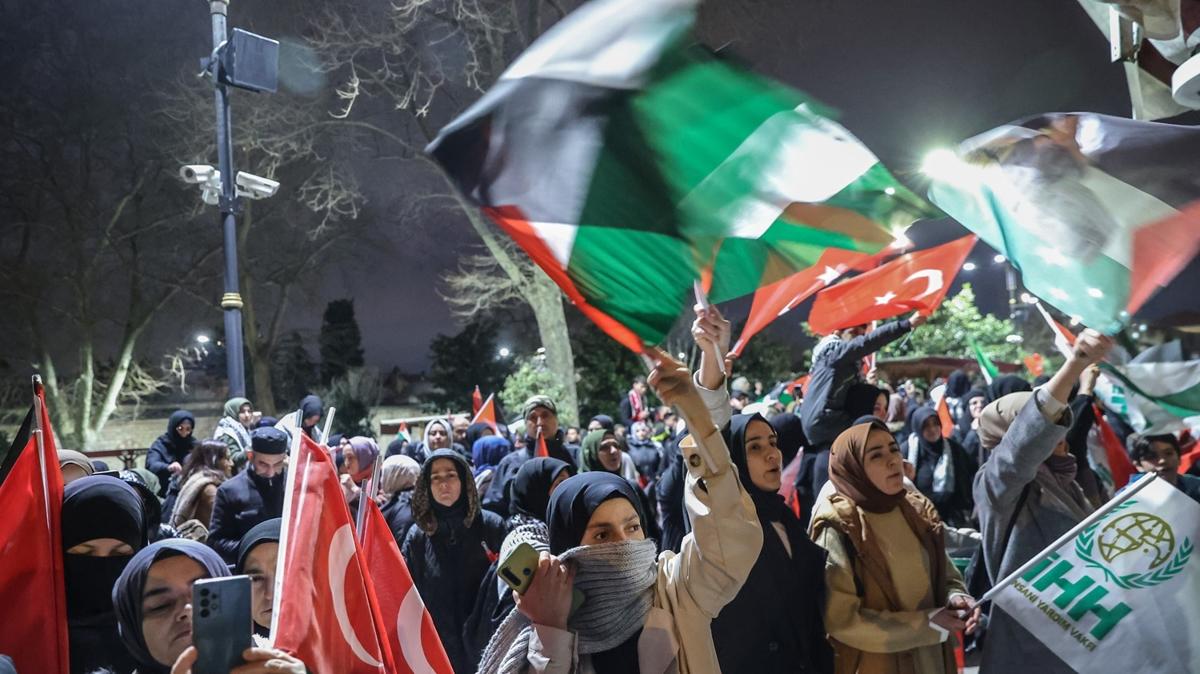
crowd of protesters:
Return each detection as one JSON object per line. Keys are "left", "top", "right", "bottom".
{"left": 23, "top": 301, "right": 1200, "bottom": 674}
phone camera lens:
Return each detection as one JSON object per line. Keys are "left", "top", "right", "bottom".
{"left": 523, "top": 568, "right": 531, "bottom": 576}
{"left": 199, "top": 609, "right": 210, "bottom": 618}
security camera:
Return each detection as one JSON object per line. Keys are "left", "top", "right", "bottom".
{"left": 234, "top": 171, "right": 279, "bottom": 200}
{"left": 180, "top": 164, "right": 216, "bottom": 184}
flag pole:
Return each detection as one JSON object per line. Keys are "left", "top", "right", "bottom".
{"left": 319, "top": 406, "right": 337, "bottom": 447}
{"left": 268, "top": 427, "right": 304, "bottom": 644}
{"left": 356, "top": 452, "right": 383, "bottom": 544}
{"left": 693, "top": 280, "right": 727, "bottom": 377}
{"left": 31, "top": 375, "right": 51, "bottom": 532}
{"left": 980, "top": 473, "right": 1160, "bottom": 603}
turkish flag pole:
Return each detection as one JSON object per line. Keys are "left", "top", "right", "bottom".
{"left": 271, "top": 430, "right": 396, "bottom": 673}
{"left": 0, "top": 376, "right": 69, "bottom": 673}
{"left": 808, "top": 235, "right": 977, "bottom": 334}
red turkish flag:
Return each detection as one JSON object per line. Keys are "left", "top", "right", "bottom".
{"left": 808, "top": 236, "right": 977, "bottom": 335}
{"left": 0, "top": 383, "right": 69, "bottom": 674}
{"left": 1023, "top": 353, "right": 1045, "bottom": 378}
{"left": 470, "top": 393, "right": 499, "bottom": 433}
{"left": 936, "top": 395, "right": 954, "bottom": 439}
{"left": 731, "top": 248, "right": 874, "bottom": 357}
{"left": 472, "top": 385, "right": 484, "bottom": 415}
{"left": 273, "top": 434, "right": 396, "bottom": 673}
{"left": 361, "top": 499, "right": 454, "bottom": 674}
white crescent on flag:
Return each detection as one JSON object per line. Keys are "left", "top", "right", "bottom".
{"left": 903, "top": 269, "right": 944, "bottom": 300}
{"left": 396, "top": 586, "right": 438, "bottom": 674}
{"left": 329, "top": 524, "right": 384, "bottom": 668}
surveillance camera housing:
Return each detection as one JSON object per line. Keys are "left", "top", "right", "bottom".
{"left": 234, "top": 171, "right": 279, "bottom": 200}
{"left": 181, "top": 164, "right": 217, "bottom": 184}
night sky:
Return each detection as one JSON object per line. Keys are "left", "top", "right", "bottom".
{"left": 346, "top": 0, "right": 1136, "bottom": 370}
{"left": 5, "top": 0, "right": 1171, "bottom": 373}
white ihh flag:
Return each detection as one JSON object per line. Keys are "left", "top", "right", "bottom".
{"left": 992, "top": 476, "right": 1200, "bottom": 672}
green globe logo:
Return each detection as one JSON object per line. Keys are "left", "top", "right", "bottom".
{"left": 1098, "top": 513, "right": 1175, "bottom": 573}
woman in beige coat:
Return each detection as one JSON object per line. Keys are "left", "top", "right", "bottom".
{"left": 476, "top": 350, "right": 763, "bottom": 674}
{"left": 811, "top": 419, "right": 980, "bottom": 674}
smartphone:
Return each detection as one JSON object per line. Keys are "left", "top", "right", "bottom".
{"left": 192, "top": 575, "right": 252, "bottom": 674}
{"left": 498, "top": 543, "right": 585, "bottom": 614}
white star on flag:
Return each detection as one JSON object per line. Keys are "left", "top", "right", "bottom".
{"left": 817, "top": 266, "right": 841, "bottom": 285}
{"left": 874, "top": 291, "right": 897, "bottom": 305}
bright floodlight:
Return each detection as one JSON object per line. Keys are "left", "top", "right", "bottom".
{"left": 921, "top": 149, "right": 960, "bottom": 179}
{"left": 498, "top": 347, "right": 511, "bottom": 358}
{"left": 196, "top": 335, "right": 211, "bottom": 344}
{"left": 963, "top": 262, "right": 977, "bottom": 271}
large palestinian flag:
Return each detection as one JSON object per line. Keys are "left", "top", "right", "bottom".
{"left": 927, "top": 112, "right": 1200, "bottom": 334}
{"left": 427, "top": 0, "right": 936, "bottom": 350}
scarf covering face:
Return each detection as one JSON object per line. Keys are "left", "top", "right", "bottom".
{"left": 546, "top": 472, "right": 647, "bottom": 555}
{"left": 477, "top": 538, "right": 659, "bottom": 674}
{"left": 829, "top": 420, "right": 908, "bottom": 514}
{"left": 906, "top": 407, "right": 955, "bottom": 499}
{"left": 723, "top": 413, "right": 791, "bottom": 523}
{"left": 223, "top": 397, "right": 251, "bottom": 422}
{"left": 299, "top": 395, "right": 322, "bottom": 421}
{"left": 347, "top": 436, "right": 380, "bottom": 482}
{"left": 161, "top": 409, "right": 197, "bottom": 457}
{"left": 977, "top": 391, "right": 1034, "bottom": 451}
{"left": 472, "top": 435, "right": 513, "bottom": 475}
{"left": 412, "top": 449, "right": 479, "bottom": 535}
{"left": 236, "top": 517, "right": 282, "bottom": 573}
{"left": 509, "top": 457, "right": 573, "bottom": 523}
{"left": 578, "top": 430, "right": 622, "bottom": 474}
{"left": 113, "top": 540, "right": 230, "bottom": 674}
{"left": 63, "top": 477, "right": 146, "bottom": 621}
{"left": 378, "top": 454, "right": 421, "bottom": 494}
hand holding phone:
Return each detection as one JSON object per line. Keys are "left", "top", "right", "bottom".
{"left": 501, "top": 544, "right": 585, "bottom": 624}
{"left": 192, "top": 576, "right": 252, "bottom": 674}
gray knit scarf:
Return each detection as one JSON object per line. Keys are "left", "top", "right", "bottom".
{"left": 477, "top": 538, "right": 659, "bottom": 674}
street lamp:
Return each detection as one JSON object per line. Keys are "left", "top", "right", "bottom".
{"left": 497, "top": 346, "right": 511, "bottom": 359}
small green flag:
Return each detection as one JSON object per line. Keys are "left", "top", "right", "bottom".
{"left": 970, "top": 337, "right": 999, "bottom": 385}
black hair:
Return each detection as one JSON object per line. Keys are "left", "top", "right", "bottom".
{"left": 1128, "top": 434, "right": 1180, "bottom": 463}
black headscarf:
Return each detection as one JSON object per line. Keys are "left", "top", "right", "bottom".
{"left": 509, "top": 457, "right": 574, "bottom": 523}
{"left": 62, "top": 476, "right": 147, "bottom": 674}
{"left": 769, "top": 413, "right": 807, "bottom": 466}
{"left": 958, "top": 388, "right": 988, "bottom": 437}
{"left": 909, "top": 406, "right": 943, "bottom": 495}
{"left": 722, "top": 414, "right": 790, "bottom": 523}
{"left": 987, "top": 374, "right": 1031, "bottom": 403}
{"left": 112, "top": 540, "right": 229, "bottom": 674}
{"left": 300, "top": 394, "right": 322, "bottom": 420}
{"left": 946, "top": 370, "right": 971, "bottom": 398}
{"left": 546, "top": 472, "right": 646, "bottom": 555}
{"left": 845, "top": 383, "right": 885, "bottom": 422}
{"left": 464, "top": 422, "right": 494, "bottom": 452}
{"left": 158, "top": 410, "right": 196, "bottom": 460}
{"left": 236, "top": 517, "right": 282, "bottom": 573}
{"left": 589, "top": 414, "right": 615, "bottom": 431}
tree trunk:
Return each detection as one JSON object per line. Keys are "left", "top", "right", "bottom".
{"left": 526, "top": 273, "right": 579, "bottom": 425}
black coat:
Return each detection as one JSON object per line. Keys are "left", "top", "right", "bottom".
{"left": 206, "top": 466, "right": 286, "bottom": 564}
{"left": 402, "top": 509, "right": 505, "bottom": 674}
{"left": 381, "top": 490, "right": 416, "bottom": 544}
{"left": 800, "top": 321, "right": 912, "bottom": 448}
{"left": 482, "top": 433, "right": 573, "bottom": 517}
{"left": 711, "top": 515, "right": 833, "bottom": 674}
{"left": 626, "top": 437, "right": 665, "bottom": 481}
{"left": 655, "top": 441, "right": 689, "bottom": 553}
{"left": 145, "top": 411, "right": 196, "bottom": 497}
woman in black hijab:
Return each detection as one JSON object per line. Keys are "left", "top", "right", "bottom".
{"left": 905, "top": 406, "right": 977, "bottom": 527}
{"left": 402, "top": 449, "right": 506, "bottom": 673}
{"left": 711, "top": 414, "right": 832, "bottom": 674}
{"left": 236, "top": 518, "right": 282, "bottom": 639}
{"left": 986, "top": 374, "right": 1031, "bottom": 403}
{"left": 145, "top": 410, "right": 196, "bottom": 497}
{"left": 507, "top": 457, "right": 574, "bottom": 531}
{"left": 62, "top": 476, "right": 146, "bottom": 674}
{"left": 112, "top": 539, "right": 306, "bottom": 673}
